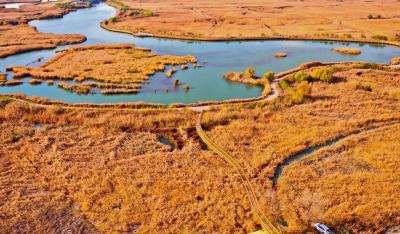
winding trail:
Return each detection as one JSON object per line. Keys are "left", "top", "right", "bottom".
{"left": 196, "top": 113, "right": 282, "bottom": 234}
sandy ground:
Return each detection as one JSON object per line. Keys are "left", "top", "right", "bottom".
{"left": 109, "top": 0, "right": 400, "bottom": 43}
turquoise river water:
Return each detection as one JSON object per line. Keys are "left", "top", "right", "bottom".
{"left": 1, "top": 3, "right": 399, "bottom": 104}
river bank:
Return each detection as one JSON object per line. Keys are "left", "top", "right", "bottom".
{"left": 101, "top": 0, "right": 400, "bottom": 46}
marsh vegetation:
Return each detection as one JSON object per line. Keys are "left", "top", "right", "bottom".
{"left": 10, "top": 44, "right": 196, "bottom": 94}
{"left": 1, "top": 64, "right": 400, "bottom": 233}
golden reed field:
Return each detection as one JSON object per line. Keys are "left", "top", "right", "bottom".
{"left": 104, "top": 0, "right": 400, "bottom": 44}
{"left": 11, "top": 44, "right": 196, "bottom": 94}
{"left": 0, "top": 24, "right": 85, "bottom": 58}
{"left": 1, "top": 0, "right": 400, "bottom": 233}
{"left": 1, "top": 64, "right": 400, "bottom": 233}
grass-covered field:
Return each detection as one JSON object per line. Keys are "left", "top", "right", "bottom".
{"left": 278, "top": 124, "right": 400, "bottom": 233}
{"left": 104, "top": 0, "right": 400, "bottom": 44}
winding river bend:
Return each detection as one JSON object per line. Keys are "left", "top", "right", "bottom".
{"left": 1, "top": 3, "right": 400, "bottom": 104}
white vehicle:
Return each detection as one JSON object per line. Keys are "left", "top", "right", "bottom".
{"left": 313, "top": 223, "right": 334, "bottom": 234}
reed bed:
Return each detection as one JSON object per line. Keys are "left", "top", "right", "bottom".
{"left": 1, "top": 64, "right": 399, "bottom": 233}
{"left": 224, "top": 68, "right": 272, "bottom": 96}
{"left": 278, "top": 125, "right": 400, "bottom": 233}
{"left": 28, "top": 79, "right": 42, "bottom": 85}
{"left": 12, "top": 44, "right": 196, "bottom": 94}
{"left": 332, "top": 47, "right": 362, "bottom": 55}
{"left": 0, "top": 73, "right": 6, "bottom": 84}
{"left": 203, "top": 65, "right": 400, "bottom": 233}
{"left": 4, "top": 79, "right": 23, "bottom": 86}
{"left": 101, "top": 88, "right": 139, "bottom": 94}
{"left": 58, "top": 82, "right": 91, "bottom": 94}
{"left": 0, "top": 25, "right": 86, "bottom": 58}
{"left": 273, "top": 52, "right": 287, "bottom": 58}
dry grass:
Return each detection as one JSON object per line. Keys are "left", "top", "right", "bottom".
{"left": 0, "top": 24, "right": 86, "bottom": 58}
{"left": 1, "top": 65, "right": 400, "bottom": 233}
{"left": 104, "top": 0, "right": 400, "bottom": 43}
{"left": 28, "top": 78, "right": 42, "bottom": 85}
{"left": 4, "top": 79, "right": 23, "bottom": 86}
{"left": 0, "top": 0, "right": 73, "bottom": 24}
{"left": 57, "top": 82, "right": 91, "bottom": 94}
{"left": 0, "top": 0, "right": 90, "bottom": 57}
{"left": 0, "top": 102, "right": 263, "bottom": 233}
{"left": 278, "top": 125, "right": 400, "bottom": 233}
{"left": 202, "top": 66, "right": 400, "bottom": 233}
{"left": 332, "top": 47, "right": 362, "bottom": 55}
{"left": 11, "top": 43, "right": 196, "bottom": 93}
{"left": 0, "top": 73, "right": 6, "bottom": 84}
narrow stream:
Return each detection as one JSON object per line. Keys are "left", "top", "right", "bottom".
{"left": 158, "top": 137, "right": 175, "bottom": 150}
{"left": 1, "top": 3, "right": 400, "bottom": 104}
{"left": 272, "top": 137, "right": 345, "bottom": 187}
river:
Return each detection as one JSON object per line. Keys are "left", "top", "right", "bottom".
{"left": 1, "top": 3, "right": 399, "bottom": 104}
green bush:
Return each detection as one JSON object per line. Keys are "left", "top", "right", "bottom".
{"left": 55, "top": 2, "right": 69, "bottom": 8}
{"left": 109, "top": 17, "right": 118, "bottom": 23}
{"left": 311, "top": 67, "right": 334, "bottom": 83}
{"left": 296, "top": 81, "right": 312, "bottom": 96}
{"left": 371, "top": 34, "right": 388, "bottom": 41}
{"left": 292, "top": 71, "right": 311, "bottom": 83}
{"left": 0, "top": 96, "right": 12, "bottom": 109}
{"left": 352, "top": 62, "right": 380, "bottom": 69}
{"left": 263, "top": 71, "right": 275, "bottom": 81}
{"left": 279, "top": 79, "right": 290, "bottom": 90}
{"left": 279, "top": 80, "right": 312, "bottom": 105}
{"left": 244, "top": 67, "right": 255, "bottom": 78}
{"left": 121, "top": 5, "right": 129, "bottom": 12}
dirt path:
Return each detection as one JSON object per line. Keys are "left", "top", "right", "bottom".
{"left": 196, "top": 113, "right": 282, "bottom": 234}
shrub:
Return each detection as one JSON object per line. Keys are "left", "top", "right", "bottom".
{"left": 120, "top": 5, "right": 129, "bottom": 12}
{"left": 296, "top": 81, "right": 312, "bottom": 97}
{"left": 292, "top": 71, "right": 311, "bottom": 83}
{"left": 279, "top": 79, "right": 290, "bottom": 90}
{"left": 243, "top": 67, "right": 255, "bottom": 78}
{"left": 173, "top": 79, "right": 180, "bottom": 86}
{"left": 0, "top": 96, "right": 12, "bottom": 109}
{"left": 55, "top": 2, "right": 70, "bottom": 8}
{"left": 293, "top": 82, "right": 312, "bottom": 104}
{"left": 263, "top": 71, "right": 275, "bottom": 81}
{"left": 183, "top": 84, "right": 190, "bottom": 91}
{"left": 109, "top": 17, "right": 118, "bottom": 24}
{"left": 352, "top": 62, "right": 380, "bottom": 69}
{"left": 311, "top": 67, "right": 334, "bottom": 83}
{"left": 141, "top": 10, "right": 154, "bottom": 17}
{"left": 371, "top": 34, "right": 388, "bottom": 41}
